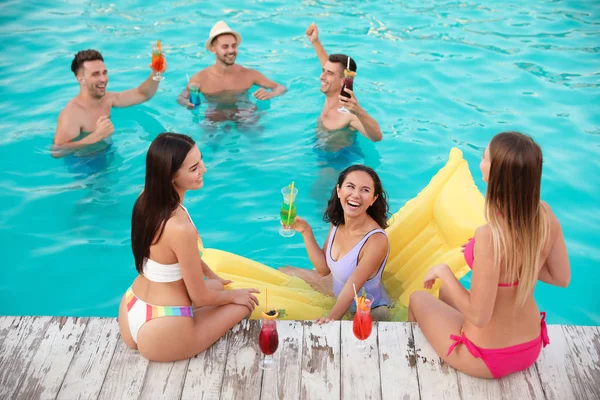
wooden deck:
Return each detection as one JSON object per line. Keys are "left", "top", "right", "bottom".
{"left": 0, "top": 317, "right": 598, "bottom": 400}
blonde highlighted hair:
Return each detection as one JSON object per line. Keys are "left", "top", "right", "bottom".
{"left": 485, "top": 132, "right": 550, "bottom": 306}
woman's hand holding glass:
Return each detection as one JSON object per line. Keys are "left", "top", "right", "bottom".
{"left": 288, "top": 216, "right": 311, "bottom": 235}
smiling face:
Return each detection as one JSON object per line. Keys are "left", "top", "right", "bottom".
{"left": 480, "top": 145, "right": 491, "bottom": 183}
{"left": 77, "top": 60, "right": 108, "bottom": 99}
{"left": 336, "top": 171, "right": 378, "bottom": 217}
{"left": 211, "top": 34, "right": 238, "bottom": 66}
{"left": 320, "top": 61, "right": 344, "bottom": 94}
{"left": 173, "top": 145, "right": 206, "bottom": 192}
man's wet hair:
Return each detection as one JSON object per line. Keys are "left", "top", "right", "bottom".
{"left": 71, "top": 49, "right": 104, "bottom": 76}
{"left": 328, "top": 54, "right": 357, "bottom": 74}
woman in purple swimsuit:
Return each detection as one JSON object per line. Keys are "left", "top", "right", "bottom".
{"left": 289, "top": 165, "right": 392, "bottom": 323}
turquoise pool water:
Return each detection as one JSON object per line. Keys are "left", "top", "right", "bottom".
{"left": 0, "top": 0, "right": 598, "bottom": 325}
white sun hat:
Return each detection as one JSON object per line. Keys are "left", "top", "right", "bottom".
{"left": 205, "top": 20, "right": 242, "bottom": 51}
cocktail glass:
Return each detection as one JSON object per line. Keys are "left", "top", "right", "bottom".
{"left": 151, "top": 41, "right": 166, "bottom": 81}
{"left": 279, "top": 185, "right": 298, "bottom": 237}
{"left": 259, "top": 310, "right": 279, "bottom": 370}
{"left": 189, "top": 83, "right": 201, "bottom": 106}
{"left": 337, "top": 69, "right": 355, "bottom": 113}
{"left": 353, "top": 293, "right": 374, "bottom": 351}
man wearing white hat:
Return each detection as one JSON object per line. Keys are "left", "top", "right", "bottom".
{"left": 177, "top": 20, "right": 286, "bottom": 110}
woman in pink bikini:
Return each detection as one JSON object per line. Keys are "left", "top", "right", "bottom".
{"left": 408, "top": 131, "right": 570, "bottom": 379}
{"left": 118, "top": 132, "right": 260, "bottom": 362}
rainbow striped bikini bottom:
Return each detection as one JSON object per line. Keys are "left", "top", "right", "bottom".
{"left": 125, "top": 287, "right": 194, "bottom": 343}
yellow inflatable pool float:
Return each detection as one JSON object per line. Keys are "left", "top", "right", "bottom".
{"left": 202, "top": 148, "right": 485, "bottom": 320}
{"left": 383, "top": 147, "right": 485, "bottom": 306}
{"left": 201, "top": 249, "right": 336, "bottom": 320}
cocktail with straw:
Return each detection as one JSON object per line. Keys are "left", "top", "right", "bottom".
{"left": 279, "top": 182, "right": 298, "bottom": 237}
{"left": 337, "top": 57, "right": 356, "bottom": 113}
{"left": 187, "top": 73, "right": 201, "bottom": 107}
{"left": 259, "top": 288, "right": 279, "bottom": 370}
{"left": 151, "top": 40, "right": 166, "bottom": 81}
{"left": 352, "top": 283, "right": 373, "bottom": 351}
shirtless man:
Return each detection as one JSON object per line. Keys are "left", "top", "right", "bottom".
{"left": 177, "top": 21, "right": 286, "bottom": 112}
{"left": 305, "top": 23, "right": 382, "bottom": 143}
{"left": 53, "top": 49, "right": 164, "bottom": 155}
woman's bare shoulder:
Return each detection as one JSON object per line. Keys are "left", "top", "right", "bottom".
{"left": 540, "top": 201, "right": 562, "bottom": 244}
{"left": 541, "top": 201, "right": 558, "bottom": 223}
{"left": 474, "top": 223, "right": 493, "bottom": 241}
{"left": 162, "top": 208, "right": 196, "bottom": 238}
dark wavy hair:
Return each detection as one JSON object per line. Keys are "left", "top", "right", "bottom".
{"left": 323, "top": 165, "right": 389, "bottom": 229}
{"left": 71, "top": 49, "right": 104, "bottom": 76}
{"left": 131, "top": 132, "right": 196, "bottom": 274}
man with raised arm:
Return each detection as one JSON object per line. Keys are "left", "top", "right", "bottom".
{"left": 305, "top": 23, "right": 382, "bottom": 143}
{"left": 53, "top": 49, "right": 165, "bottom": 155}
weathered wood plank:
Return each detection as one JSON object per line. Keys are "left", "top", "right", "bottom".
{"left": 458, "top": 365, "right": 545, "bottom": 400}
{"left": 181, "top": 334, "right": 229, "bottom": 400}
{"left": 139, "top": 359, "right": 189, "bottom": 400}
{"left": 412, "top": 323, "right": 460, "bottom": 399}
{"left": 0, "top": 316, "right": 44, "bottom": 364}
{"left": 260, "top": 320, "right": 303, "bottom": 400}
{"left": 497, "top": 367, "right": 545, "bottom": 399}
{"left": 0, "top": 316, "right": 18, "bottom": 329}
{"left": 536, "top": 325, "right": 577, "bottom": 400}
{"left": 561, "top": 325, "right": 600, "bottom": 400}
{"left": 1, "top": 316, "right": 597, "bottom": 400}
{"left": 301, "top": 321, "right": 341, "bottom": 400}
{"left": 12, "top": 317, "right": 89, "bottom": 400}
{"left": 456, "top": 372, "right": 502, "bottom": 399}
{"left": 340, "top": 320, "right": 381, "bottom": 400}
{"left": 97, "top": 339, "right": 150, "bottom": 400}
{"left": 377, "top": 322, "right": 419, "bottom": 400}
{"left": 56, "top": 318, "right": 120, "bottom": 400}
{"left": 0, "top": 316, "right": 52, "bottom": 399}
{"left": 220, "top": 319, "right": 263, "bottom": 400}
{"left": 0, "top": 316, "right": 21, "bottom": 349}
{"left": 536, "top": 325, "right": 596, "bottom": 400}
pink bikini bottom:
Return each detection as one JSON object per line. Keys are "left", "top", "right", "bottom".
{"left": 447, "top": 312, "right": 550, "bottom": 379}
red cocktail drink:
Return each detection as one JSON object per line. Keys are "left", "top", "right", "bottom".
{"left": 259, "top": 310, "right": 279, "bottom": 369}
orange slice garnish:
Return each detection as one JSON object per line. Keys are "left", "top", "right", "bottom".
{"left": 261, "top": 310, "right": 279, "bottom": 320}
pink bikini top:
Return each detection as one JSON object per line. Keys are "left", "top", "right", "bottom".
{"left": 464, "top": 237, "right": 518, "bottom": 287}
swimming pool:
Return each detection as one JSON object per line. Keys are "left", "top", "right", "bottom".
{"left": 0, "top": 0, "right": 598, "bottom": 325}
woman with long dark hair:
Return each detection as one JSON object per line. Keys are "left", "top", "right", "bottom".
{"left": 289, "top": 164, "right": 392, "bottom": 322}
{"left": 409, "top": 132, "right": 570, "bottom": 378}
{"left": 118, "top": 132, "right": 259, "bottom": 362}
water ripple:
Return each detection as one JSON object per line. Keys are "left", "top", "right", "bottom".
{"left": 530, "top": 44, "right": 600, "bottom": 53}
{"left": 514, "top": 62, "right": 598, "bottom": 88}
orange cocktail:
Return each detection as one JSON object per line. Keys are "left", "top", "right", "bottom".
{"left": 352, "top": 293, "right": 373, "bottom": 349}
{"left": 151, "top": 40, "right": 166, "bottom": 81}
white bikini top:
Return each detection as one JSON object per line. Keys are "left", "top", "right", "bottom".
{"left": 142, "top": 204, "right": 197, "bottom": 283}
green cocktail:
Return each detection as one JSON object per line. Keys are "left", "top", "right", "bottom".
{"left": 279, "top": 185, "right": 298, "bottom": 237}
{"left": 280, "top": 203, "right": 297, "bottom": 224}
